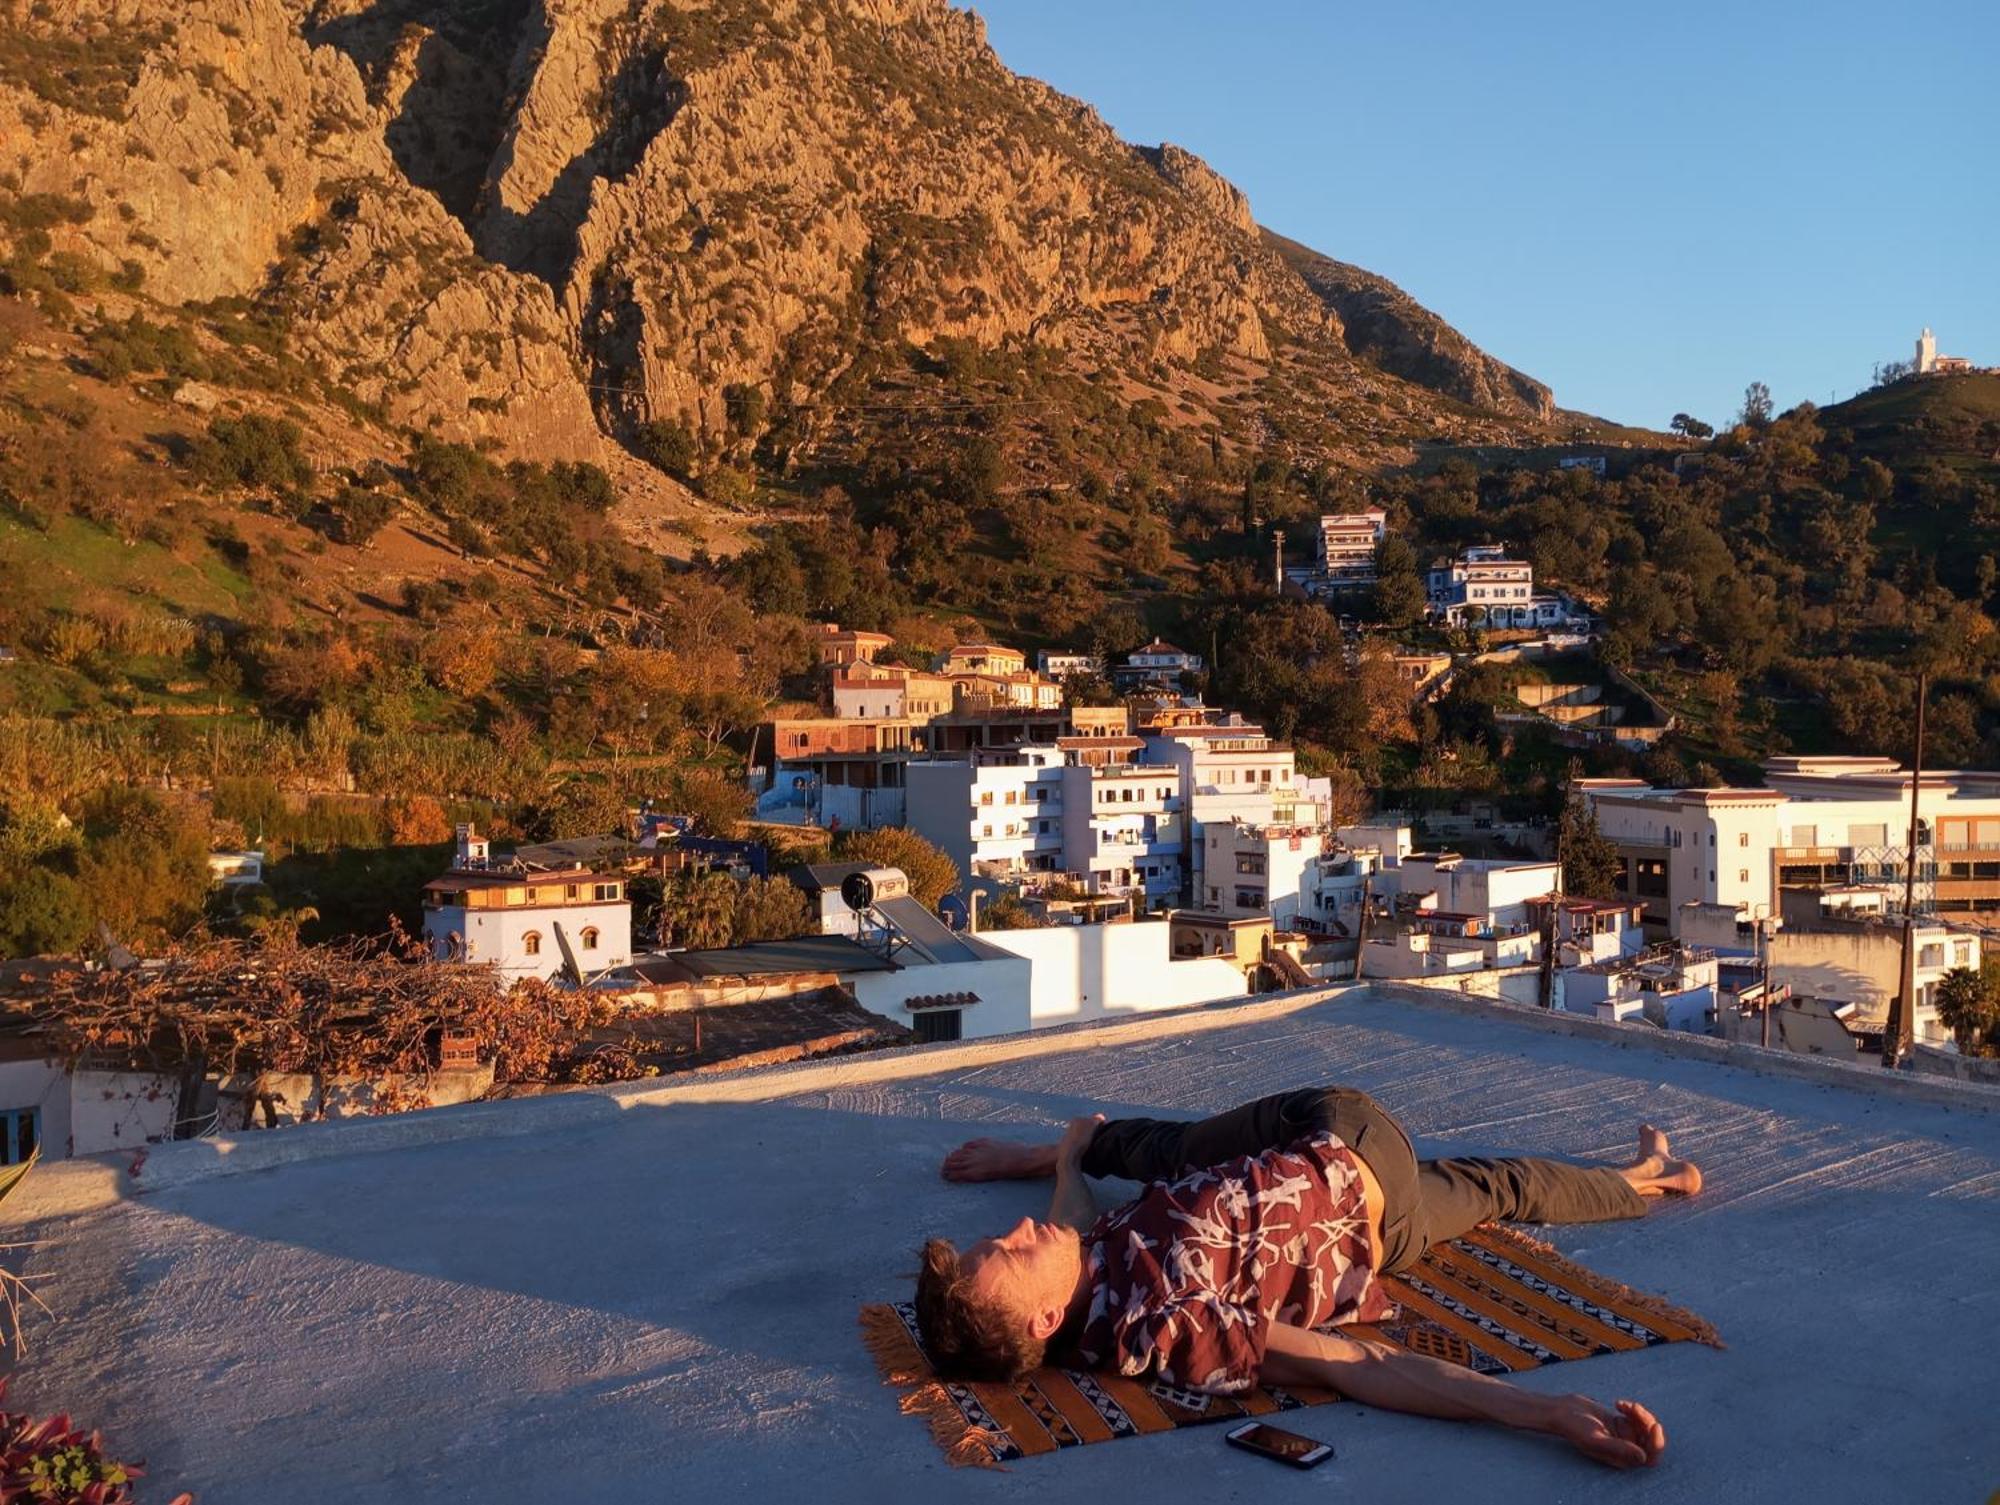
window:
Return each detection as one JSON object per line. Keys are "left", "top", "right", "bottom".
{"left": 1004, "top": 790, "right": 1017, "bottom": 805}
{"left": 981, "top": 825, "right": 993, "bottom": 838}
{"left": 0, "top": 1108, "right": 37, "bottom": 1166}
{"left": 1234, "top": 888, "right": 1264, "bottom": 909}
{"left": 580, "top": 927, "right": 600, "bottom": 951}
{"left": 565, "top": 884, "right": 580, "bottom": 900}
{"left": 980, "top": 791, "right": 993, "bottom": 806}
{"left": 1738, "top": 832, "right": 1749, "bottom": 847}
{"left": 912, "top": 1009, "right": 963, "bottom": 1044}
{"left": 1033, "top": 787, "right": 1048, "bottom": 802}
{"left": 522, "top": 932, "right": 542, "bottom": 957}
{"left": 1738, "top": 870, "right": 1748, "bottom": 884}
{"left": 1121, "top": 789, "right": 1133, "bottom": 803}
{"left": 1708, "top": 833, "right": 1715, "bottom": 847}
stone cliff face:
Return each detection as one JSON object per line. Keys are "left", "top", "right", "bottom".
{"left": 0, "top": 0, "right": 1557, "bottom": 466}
{"left": 1271, "top": 233, "right": 1554, "bottom": 421}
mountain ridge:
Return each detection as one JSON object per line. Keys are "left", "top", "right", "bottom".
{"left": 3, "top": 0, "right": 1563, "bottom": 483}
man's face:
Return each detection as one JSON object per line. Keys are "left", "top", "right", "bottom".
{"left": 959, "top": 1217, "right": 1081, "bottom": 1328}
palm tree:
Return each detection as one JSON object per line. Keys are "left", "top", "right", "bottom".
{"left": 1933, "top": 965, "right": 2000, "bottom": 1056}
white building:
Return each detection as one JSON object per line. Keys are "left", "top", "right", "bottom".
{"left": 1535, "top": 896, "right": 1648, "bottom": 967}
{"left": 1114, "top": 640, "right": 1204, "bottom": 690}
{"left": 906, "top": 747, "right": 1067, "bottom": 885}
{"left": 1316, "top": 510, "right": 1387, "bottom": 589}
{"left": 1379, "top": 851, "right": 1562, "bottom": 931}
{"left": 1037, "top": 651, "right": 1102, "bottom": 679}
{"left": 777, "top": 864, "right": 1247, "bottom": 1039}
{"left": 1563, "top": 943, "right": 1720, "bottom": 1033}
{"left": 1580, "top": 782, "right": 1788, "bottom": 937}
{"left": 1427, "top": 545, "right": 1532, "bottom": 625}
{"left": 1059, "top": 760, "right": 1186, "bottom": 909}
{"left": 1587, "top": 759, "right": 2000, "bottom": 934}
{"left": 1143, "top": 724, "right": 1303, "bottom": 901}
{"left": 421, "top": 826, "right": 631, "bottom": 983}
{"left": 905, "top": 745, "right": 1187, "bottom": 909}
{"left": 1201, "top": 820, "right": 1327, "bottom": 928}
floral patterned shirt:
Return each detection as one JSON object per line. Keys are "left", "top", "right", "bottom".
{"left": 1068, "top": 1131, "right": 1393, "bottom": 1395}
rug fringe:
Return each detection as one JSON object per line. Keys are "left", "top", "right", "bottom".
{"left": 858, "top": 1305, "right": 1008, "bottom": 1469}
{"left": 1479, "top": 1224, "right": 1725, "bottom": 1349}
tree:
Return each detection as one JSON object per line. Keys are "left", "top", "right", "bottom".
{"left": 1370, "top": 535, "right": 1428, "bottom": 628}
{"left": 1558, "top": 781, "right": 1621, "bottom": 900}
{"left": 634, "top": 419, "right": 698, "bottom": 479}
{"left": 834, "top": 827, "right": 960, "bottom": 910}
{"left": 663, "top": 767, "right": 752, "bottom": 838}
{"left": 383, "top": 795, "right": 452, "bottom": 846}
{"left": 1738, "top": 382, "right": 1774, "bottom": 430}
{"left": 1934, "top": 964, "right": 2000, "bottom": 1056}
{"left": 732, "top": 875, "right": 811, "bottom": 944}
{"left": 333, "top": 486, "right": 397, "bottom": 545}
{"left": 524, "top": 781, "right": 631, "bottom": 842}
{"left": 0, "top": 870, "right": 92, "bottom": 958}
{"left": 655, "top": 871, "right": 740, "bottom": 950}
{"left": 978, "top": 894, "right": 1043, "bottom": 931}
{"left": 74, "top": 788, "right": 213, "bottom": 950}
{"left": 1669, "top": 413, "right": 1714, "bottom": 440}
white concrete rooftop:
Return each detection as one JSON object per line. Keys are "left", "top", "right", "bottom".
{"left": 9, "top": 986, "right": 2000, "bottom": 1504}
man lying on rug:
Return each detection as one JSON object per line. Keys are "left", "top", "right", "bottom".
{"left": 915, "top": 1085, "right": 1700, "bottom": 1470}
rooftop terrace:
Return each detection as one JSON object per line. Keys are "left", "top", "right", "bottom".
{"left": 7, "top": 987, "right": 1999, "bottom": 1503}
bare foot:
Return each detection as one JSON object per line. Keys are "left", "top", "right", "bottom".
{"left": 941, "top": 1138, "right": 1056, "bottom": 1182}
{"left": 1622, "top": 1124, "right": 1703, "bottom": 1197}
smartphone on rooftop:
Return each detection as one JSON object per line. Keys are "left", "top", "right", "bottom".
{"left": 1224, "top": 1420, "right": 1334, "bottom": 1469}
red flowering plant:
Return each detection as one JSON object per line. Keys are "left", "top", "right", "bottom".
{"left": 0, "top": 1391, "right": 189, "bottom": 1503}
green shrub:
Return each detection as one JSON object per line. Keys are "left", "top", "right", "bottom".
{"left": 188, "top": 414, "right": 314, "bottom": 491}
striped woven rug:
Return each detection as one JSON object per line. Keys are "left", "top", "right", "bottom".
{"left": 860, "top": 1223, "right": 1719, "bottom": 1467}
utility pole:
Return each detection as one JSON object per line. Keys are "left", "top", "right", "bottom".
{"left": 1536, "top": 898, "right": 1557, "bottom": 1009}
{"left": 1758, "top": 911, "right": 1774, "bottom": 1050}
{"left": 1272, "top": 528, "right": 1286, "bottom": 591}
{"left": 1885, "top": 673, "right": 1928, "bottom": 1069}
{"left": 1351, "top": 877, "right": 1372, "bottom": 983}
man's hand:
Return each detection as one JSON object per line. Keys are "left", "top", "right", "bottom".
{"left": 1057, "top": 1114, "right": 1105, "bottom": 1169}
{"left": 1541, "top": 1395, "right": 1666, "bottom": 1469}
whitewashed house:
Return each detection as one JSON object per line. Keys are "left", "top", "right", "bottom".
{"left": 421, "top": 826, "right": 631, "bottom": 983}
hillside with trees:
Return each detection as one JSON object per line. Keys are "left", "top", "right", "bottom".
{"left": 0, "top": 0, "right": 1989, "bottom": 958}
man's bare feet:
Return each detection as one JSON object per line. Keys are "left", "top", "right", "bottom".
{"left": 941, "top": 1138, "right": 1057, "bottom": 1182}
{"left": 1619, "top": 1124, "right": 1703, "bottom": 1197}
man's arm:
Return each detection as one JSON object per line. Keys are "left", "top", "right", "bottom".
{"left": 1046, "top": 1114, "right": 1104, "bottom": 1233}
{"left": 1259, "top": 1323, "right": 1666, "bottom": 1470}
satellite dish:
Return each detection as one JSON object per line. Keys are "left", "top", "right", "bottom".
{"left": 840, "top": 869, "right": 878, "bottom": 913}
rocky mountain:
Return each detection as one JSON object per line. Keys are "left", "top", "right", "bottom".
{"left": 3, "top": 0, "right": 1565, "bottom": 486}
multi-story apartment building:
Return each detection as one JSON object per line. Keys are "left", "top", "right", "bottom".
{"left": 1060, "top": 762, "right": 1186, "bottom": 908}
{"left": 1587, "top": 758, "right": 2000, "bottom": 934}
{"left": 1316, "top": 510, "right": 1387, "bottom": 588}
{"left": 1578, "top": 781, "right": 1787, "bottom": 937}
{"left": 1201, "top": 820, "right": 1328, "bottom": 927}
{"left": 1143, "top": 723, "right": 1302, "bottom": 903}
{"left": 906, "top": 745, "right": 1186, "bottom": 910}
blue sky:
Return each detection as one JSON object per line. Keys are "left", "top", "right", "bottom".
{"left": 975, "top": 1, "right": 1999, "bottom": 430}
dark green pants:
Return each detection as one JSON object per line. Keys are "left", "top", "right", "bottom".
{"left": 1079, "top": 1086, "right": 1646, "bottom": 1276}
